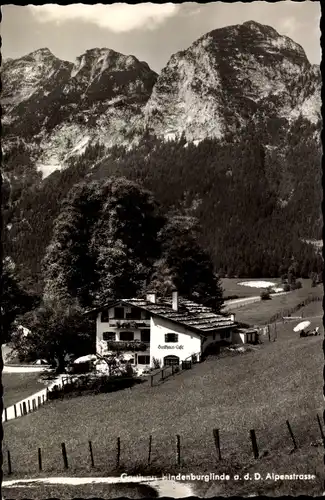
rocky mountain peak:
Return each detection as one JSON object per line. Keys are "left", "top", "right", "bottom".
{"left": 2, "top": 20, "right": 320, "bottom": 178}
{"left": 143, "top": 21, "right": 318, "bottom": 141}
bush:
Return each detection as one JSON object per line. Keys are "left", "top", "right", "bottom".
{"left": 283, "top": 284, "right": 291, "bottom": 292}
{"left": 152, "top": 357, "right": 161, "bottom": 369}
{"left": 48, "top": 373, "right": 143, "bottom": 400}
{"left": 260, "top": 290, "right": 271, "bottom": 300}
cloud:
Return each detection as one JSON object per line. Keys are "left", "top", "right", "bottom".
{"left": 29, "top": 3, "right": 180, "bottom": 32}
{"left": 278, "top": 17, "right": 301, "bottom": 36}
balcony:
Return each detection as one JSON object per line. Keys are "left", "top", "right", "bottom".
{"left": 106, "top": 340, "right": 149, "bottom": 352}
{"left": 108, "top": 320, "right": 150, "bottom": 329}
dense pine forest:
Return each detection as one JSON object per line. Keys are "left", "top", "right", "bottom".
{"left": 3, "top": 115, "right": 322, "bottom": 296}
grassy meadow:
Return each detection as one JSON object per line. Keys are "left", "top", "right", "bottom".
{"left": 2, "top": 373, "right": 48, "bottom": 408}
{"left": 2, "top": 298, "right": 324, "bottom": 495}
{"left": 2, "top": 282, "right": 323, "bottom": 496}
{"left": 233, "top": 284, "right": 322, "bottom": 326}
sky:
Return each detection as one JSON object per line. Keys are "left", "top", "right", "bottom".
{"left": 2, "top": 2, "right": 321, "bottom": 73}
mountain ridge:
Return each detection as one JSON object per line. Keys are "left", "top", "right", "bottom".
{"left": 2, "top": 20, "right": 322, "bottom": 288}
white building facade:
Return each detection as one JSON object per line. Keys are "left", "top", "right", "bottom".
{"left": 93, "top": 291, "right": 237, "bottom": 372}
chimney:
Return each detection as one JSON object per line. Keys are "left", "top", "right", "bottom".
{"left": 230, "top": 313, "right": 236, "bottom": 323}
{"left": 172, "top": 290, "right": 179, "bottom": 312}
{"left": 146, "top": 292, "right": 157, "bottom": 304}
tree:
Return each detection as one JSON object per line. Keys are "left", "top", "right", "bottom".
{"left": 149, "top": 214, "right": 224, "bottom": 311}
{"left": 42, "top": 177, "right": 164, "bottom": 308}
{"left": 11, "top": 301, "right": 94, "bottom": 372}
{"left": 1, "top": 259, "right": 39, "bottom": 343}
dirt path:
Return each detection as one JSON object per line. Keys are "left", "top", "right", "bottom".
{"left": 2, "top": 476, "right": 195, "bottom": 498}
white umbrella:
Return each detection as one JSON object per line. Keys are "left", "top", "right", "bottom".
{"left": 293, "top": 321, "right": 311, "bottom": 333}
{"left": 121, "top": 353, "right": 134, "bottom": 362}
{"left": 32, "top": 359, "right": 48, "bottom": 365}
{"left": 73, "top": 354, "right": 97, "bottom": 364}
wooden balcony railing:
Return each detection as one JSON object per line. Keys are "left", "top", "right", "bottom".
{"left": 106, "top": 340, "right": 149, "bottom": 352}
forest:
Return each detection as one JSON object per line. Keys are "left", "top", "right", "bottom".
{"left": 2, "top": 114, "right": 322, "bottom": 297}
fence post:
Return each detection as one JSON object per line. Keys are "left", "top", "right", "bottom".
{"left": 150, "top": 375, "right": 153, "bottom": 387}
{"left": 176, "top": 434, "right": 181, "bottom": 466}
{"left": 32, "top": 399, "right": 36, "bottom": 411}
{"left": 20, "top": 403, "right": 23, "bottom": 416}
{"left": 317, "top": 414, "right": 325, "bottom": 444}
{"left": 28, "top": 400, "right": 31, "bottom": 413}
{"left": 213, "top": 429, "right": 222, "bottom": 460}
{"left": 116, "top": 437, "right": 121, "bottom": 468}
{"left": 38, "top": 396, "right": 41, "bottom": 407}
{"left": 42, "top": 394, "right": 45, "bottom": 404}
{"left": 61, "top": 442, "right": 68, "bottom": 469}
{"left": 89, "top": 440, "right": 95, "bottom": 467}
{"left": 148, "top": 435, "right": 152, "bottom": 465}
{"left": 7, "top": 450, "right": 12, "bottom": 475}
{"left": 38, "top": 447, "right": 42, "bottom": 471}
{"left": 161, "top": 369, "right": 164, "bottom": 381}
{"left": 250, "top": 430, "right": 259, "bottom": 459}
{"left": 23, "top": 402, "right": 27, "bottom": 415}
{"left": 286, "top": 420, "right": 298, "bottom": 450}
{"left": 46, "top": 388, "right": 49, "bottom": 401}
{"left": 4, "top": 408, "right": 7, "bottom": 422}
{"left": 14, "top": 404, "right": 17, "bottom": 418}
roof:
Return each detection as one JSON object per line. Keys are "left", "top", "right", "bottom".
{"left": 85, "top": 296, "right": 236, "bottom": 335}
{"left": 123, "top": 297, "right": 235, "bottom": 335}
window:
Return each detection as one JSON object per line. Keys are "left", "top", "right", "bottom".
{"left": 101, "top": 310, "right": 109, "bottom": 322}
{"left": 137, "top": 355, "right": 150, "bottom": 365}
{"left": 220, "top": 331, "right": 230, "bottom": 340}
{"left": 140, "top": 330, "right": 150, "bottom": 343}
{"left": 103, "top": 332, "right": 115, "bottom": 341}
{"left": 165, "top": 333, "right": 178, "bottom": 343}
{"left": 164, "top": 355, "right": 180, "bottom": 366}
{"left": 126, "top": 307, "right": 142, "bottom": 320}
{"left": 144, "top": 311, "right": 151, "bottom": 319}
{"left": 114, "top": 307, "right": 125, "bottom": 319}
{"left": 120, "top": 331, "right": 134, "bottom": 341}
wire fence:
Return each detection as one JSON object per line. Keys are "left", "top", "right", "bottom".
{"left": 3, "top": 413, "right": 324, "bottom": 477}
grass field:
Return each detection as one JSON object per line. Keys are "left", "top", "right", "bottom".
{"left": 2, "top": 373, "right": 48, "bottom": 408}
{"left": 221, "top": 278, "right": 314, "bottom": 299}
{"left": 233, "top": 284, "right": 322, "bottom": 326}
{"left": 2, "top": 297, "right": 324, "bottom": 496}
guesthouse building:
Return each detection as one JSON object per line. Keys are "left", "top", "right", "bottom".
{"left": 91, "top": 291, "right": 237, "bottom": 372}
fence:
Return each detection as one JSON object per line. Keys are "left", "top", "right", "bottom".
{"left": 150, "top": 353, "right": 201, "bottom": 387}
{"left": 3, "top": 414, "right": 324, "bottom": 476}
{"left": 268, "top": 295, "right": 322, "bottom": 325}
{"left": 2, "top": 374, "right": 79, "bottom": 423}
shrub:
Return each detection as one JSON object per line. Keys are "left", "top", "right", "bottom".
{"left": 283, "top": 284, "right": 291, "bottom": 292}
{"left": 260, "top": 290, "right": 271, "bottom": 300}
{"left": 48, "top": 373, "right": 143, "bottom": 400}
{"left": 152, "top": 357, "right": 161, "bottom": 369}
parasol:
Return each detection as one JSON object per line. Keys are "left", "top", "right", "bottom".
{"left": 293, "top": 321, "right": 311, "bottom": 333}
{"left": 73, "top": 354, "right": 97, "bottom": 364}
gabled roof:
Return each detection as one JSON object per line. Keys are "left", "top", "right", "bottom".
{"left": 129, "top": 297, "right": 235, "bottom": 334}
{"left": 85, "top": 296, "right": 235, "bottom": 335}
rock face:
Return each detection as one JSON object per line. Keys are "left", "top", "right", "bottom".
{"left": 2, "top": 21, "right": 321, "bottom": 178}
{"left": 3, "top": 47, "right": 157, "bottom": 177}
{"left": 144, "top": 21, "right": 321, "bottom": 141}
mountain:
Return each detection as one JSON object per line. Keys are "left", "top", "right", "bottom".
{"left": 1, "top": 21, "right": 322, "bottom": 290}
{"left": 144, "top": 20, "right": 321, "bottom": 141}
{"left": 3, "top": 47, "right": 157, "bottom": 177}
